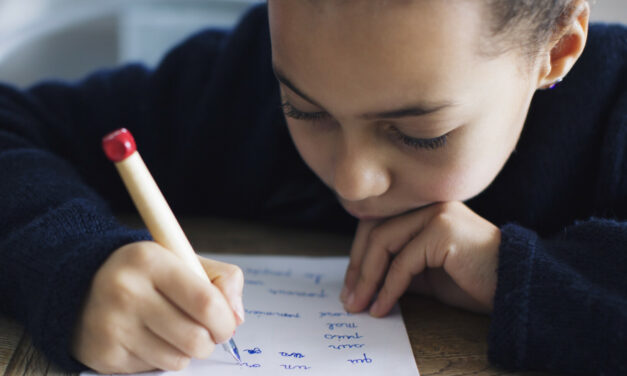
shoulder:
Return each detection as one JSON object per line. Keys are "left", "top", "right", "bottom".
{"left": 157, "top": 3, "right": 269, "bottom": 69}
{"left": 566, "top": 23, "right": 626, "bottom": 100}
{"left": 183, "top": 3, "right": 269, "bottom": 53}
{"left": 579, "top": 24, "right": 627, "bottom": 216}
{"left": 587, "top": 23, "right": 627, "bottom": 56}
{"left": 584, "top": 23, "right": 627, "bottom": 75}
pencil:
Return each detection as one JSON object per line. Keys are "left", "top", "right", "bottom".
{"left": 101, "top": 128, "right": 242, "bottom": 364}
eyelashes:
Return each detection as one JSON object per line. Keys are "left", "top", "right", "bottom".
{"left": 280, "top": 100, "right": 448, "bottom": 151}
{"left": 389, "top": 126, "right": 448, "bottom": 150}
{"left": 280, "top": 101, "right": 329, "bottom": 121}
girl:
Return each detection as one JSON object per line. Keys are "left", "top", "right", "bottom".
{"left": 0, "top": 0, "right": 625, "bottom": 374}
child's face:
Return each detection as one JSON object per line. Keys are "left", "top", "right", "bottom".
{"left": 268, "top": 1, "right": 540, "bottom": 220}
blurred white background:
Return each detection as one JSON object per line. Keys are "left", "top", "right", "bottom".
{"left": 0, "top": 0, "right": 624, "bottom": 88}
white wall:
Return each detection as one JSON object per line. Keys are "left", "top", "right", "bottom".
{"left": 0, "top": 0, "right": 623, "bottom": 38}
{"left": 590, "top": 0, "right": 627, "bottom": 24}
{"left": 0, "top": 0, "right": 623, "bottom": 87}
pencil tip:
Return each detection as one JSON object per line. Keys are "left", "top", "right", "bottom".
{"left": 229, "top": 338, "right": 242, "bottom": 363}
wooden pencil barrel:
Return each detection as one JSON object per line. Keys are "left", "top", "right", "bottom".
{"left": 114, "top": 152, "right": 208, "bottom": 281}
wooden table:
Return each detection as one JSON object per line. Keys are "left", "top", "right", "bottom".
{"left": 0, "top": 217, "right": 546, "bottom": 375}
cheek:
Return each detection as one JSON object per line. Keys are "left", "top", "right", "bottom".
{"left": 407, "top": 136, "right": 515, "bottom": 204}
{"left": 427, "top": 128, "right": 522, "bottom": 202}
{"left": 285, "top": 121, "right": 335, "bottom": 186}
{"left": 400, "top": 164, "right": 480, "bottom": 204}
{"left": 425, "top": 161, "right": 499, "bottom": 202}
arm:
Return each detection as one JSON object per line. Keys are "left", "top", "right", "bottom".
{"left": 0, "top": 4, "right": 349, "bottom": 370}
{"left": 0, "top": 65, "right": 156, "bottom": 373}
{"left": 0, "top": 27, "right": 231, "bottom": 372}
{"left": 489, "top": 220, "right": 627, "bottom": 375}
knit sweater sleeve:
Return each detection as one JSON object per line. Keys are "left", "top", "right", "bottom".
{"left": 488, "top": 74, "right": 627, "bottom": 375}
{"left": 0, "top": 27, "right": 232, "bottom": 373}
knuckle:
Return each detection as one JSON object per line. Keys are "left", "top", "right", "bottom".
{"left": 388, "top": 256, "right": 408, "bottom": 276}
{"left": 367, "top": 225, "right": 385, "bottom": 245}
{"left": 346, "top": 262, "right": 360, "bottom": 277}
{"left": 194, "top": 289, "right": 213, "bottom": 317}
{"left": 224, "top": 264, "right": 244, "bottom": 285}
{"left": 127, "top": 244, "right": 154, "bottom": 268}
{"left": 168, "top": 355, "right": 191, "bottom": 371}
{"left": 183, "top": 327, "right": 209, "bottom": 356}
{"left": 433, "top": 211, "right": 455, "bottom": 232}
{"left": 108, "top": 274, "right": 139, "bottom": 308}
{"left": 356, "top": 268, "right": 374, "bottom": 288}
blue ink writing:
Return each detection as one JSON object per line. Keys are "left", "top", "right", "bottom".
{"left": 239, "top": 362, "right": 261, "bottom": 368}
{"left": 347, "top": 353, "right": 373, "bottom": 364}
{"left": 319, "top": 312, "right": 353, "bottom": 318}
{"left": 279, "top": 352, "right": 305, "bottom": 358}
{"left": 304, "top": 272, "right": 323, "bottom": 285}
{"left": 269, "top": 289, "right": 326, "bottom": 298}
{"left": 246, "top": 267, "right": 291, "bottom": 277}
{"left": 280, "top": 364, "right": 311, "bottom": 370}
{"left": 327, "top": 322, "right": 358, "bottom": 330}
{"left": 245, "top": 309, "right": 300, "bottom": 319}
{"left": 324, "top": 332, "right": 363, "bottom": 341}
{"left": 245, "top": 280, "right": 264, "bottom": 286}
{"left": 328, "top": 344, "right": 365, "bottom": 350}
{"left": 244, "top": 347, "right": 262, "bottom": 354}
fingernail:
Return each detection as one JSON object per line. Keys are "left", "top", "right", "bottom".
{"left": 346, "top": 292, "right": 355, "bottom": 307}
{"left": 340, "top": 286, "right": 349, "bottom": 303}
{"left": 232, "top": 298, "right": 245, "bottom": 324}
{"left": 369, "top": 300, "right": 381, "bottom": 317}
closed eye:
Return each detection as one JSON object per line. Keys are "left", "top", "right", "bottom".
{"left": 280, "top": 101, "right": 330, "bottom": 121}
{"left": 281, "top": 99, "right": 448, "bottom": 151}
{"left": 389, "top": 126, "right": 448, "bottom": 150}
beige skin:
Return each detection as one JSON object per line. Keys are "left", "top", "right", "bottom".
{"left": 71, "top": 1, "right": 589, "bottom": 373}
{"left": 268, "top": 0, "right": 589, "bottom": 317}
{"left": 72, "top": 242, "right": 244, "bottom": 373}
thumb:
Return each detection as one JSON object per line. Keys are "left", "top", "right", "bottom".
{"left": 198, "top": 256, "right": 245, "bottom": 325}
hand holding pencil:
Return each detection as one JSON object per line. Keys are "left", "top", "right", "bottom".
{"left": 71, "top": 129, "right": 244, "bottom": 373}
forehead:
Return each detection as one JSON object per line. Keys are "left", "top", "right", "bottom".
{"left": 267, "top": 0, "right": 486, "bottom": 111}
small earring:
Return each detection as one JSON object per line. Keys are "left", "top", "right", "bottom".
{"left": 546, "top": 77, "right": 563, "bottom": 90}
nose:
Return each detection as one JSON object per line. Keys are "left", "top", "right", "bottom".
{"left": 332, "top": 143, "right": 391, "bottom": 202}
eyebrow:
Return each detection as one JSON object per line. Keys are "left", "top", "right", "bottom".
{"left": 273, "top": 64, "right": 455, "bottom": 120}
{"left": 273, "top": 66, "right": 324, "bottom": 108}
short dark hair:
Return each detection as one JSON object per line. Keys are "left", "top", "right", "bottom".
{"left": 484, "top": 0, "right": 582, "bottom": 57}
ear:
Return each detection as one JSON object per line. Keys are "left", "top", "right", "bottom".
{"left": 536, "top": 1, "right": 590, "bottom": 89}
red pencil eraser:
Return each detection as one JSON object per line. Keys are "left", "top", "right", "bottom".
{"left": 102, "top": 128, "right": 137, "bottom": 162}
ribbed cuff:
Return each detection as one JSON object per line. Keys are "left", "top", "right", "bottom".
{"left": 32, "top": 227, "right": 151, "bottom": 372}
{"left": 488, "top": 223, "right": 538, "bottom": 370}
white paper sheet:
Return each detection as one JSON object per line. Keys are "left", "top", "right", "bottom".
{"left": 83, "top": 254, "right": 419, "bottom": 375}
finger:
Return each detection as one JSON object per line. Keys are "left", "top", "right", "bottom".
{"left": 369, "top": 231, "right": 435, "bottom": 317}
{"left": 150, "top": 252, "right": 236, "bottom": 344}
{"left": 420, "top": 268, "right": 489, "bottom": 313}
{"left": 117, "top": 350, "right": 156, "bottom": 374}
{"left": 342, "top": 219, "right": 380, "bottom": 302}
{"left": 142, "top": 289, "right": 216, "bottom": 359}
{"left": 199, "top": 257, "right": 245, "bottom": 325}
{"left": 126, "top": 326, "right": 191, "bottom": 372}
{"left": 345, "top": 206, "right": 440, "bottom": 312}
{"left": 85, "top": 344, "right": 153, "bottom": 374}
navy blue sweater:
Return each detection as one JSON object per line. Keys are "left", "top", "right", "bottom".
{"left": 0, "top": 5, "right": 625, "bottom": 375}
